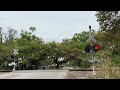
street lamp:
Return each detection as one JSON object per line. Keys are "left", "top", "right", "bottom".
{"left": 12, "top": 49, "right": 18, "bottom": 71}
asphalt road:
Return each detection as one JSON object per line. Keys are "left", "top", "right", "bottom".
{"left": 0, "top": 70, "right": 69, "bottom": 79}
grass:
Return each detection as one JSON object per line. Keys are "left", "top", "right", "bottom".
{"left": 93, "top": 58, "right": 120, "bottom": 79}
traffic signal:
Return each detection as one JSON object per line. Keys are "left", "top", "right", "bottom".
{"left": 84, "top": 44, "right": 100, "bottom": 53}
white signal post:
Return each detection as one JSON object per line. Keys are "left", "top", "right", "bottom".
{"left": 13, "top": 45, "right": 18, "bottom": 71}
{"left": 88, "top": 26, "right": 96, "bottom": 76}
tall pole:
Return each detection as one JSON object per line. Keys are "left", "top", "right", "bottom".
{"left": 89, "top": 26, "right": 96, "bottom": 76}
{"left": 89, "top": 26, "right": 92, "bottom": 46}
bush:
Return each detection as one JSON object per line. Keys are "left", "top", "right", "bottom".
{"left": 79, "top": 60, "right": 91, "bottom": 68}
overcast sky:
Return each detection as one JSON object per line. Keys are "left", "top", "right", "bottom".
{"left": 0, "top": 11, "right": 99, "bottom": 42}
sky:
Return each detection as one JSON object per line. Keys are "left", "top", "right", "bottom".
{"left": 0, "top": 11, "right": 99, "bottom": 43}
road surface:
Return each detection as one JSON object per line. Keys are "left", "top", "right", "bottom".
{"left": 0, "top": 70, "right": 69, "bottom": 79}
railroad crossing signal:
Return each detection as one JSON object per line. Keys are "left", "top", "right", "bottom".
{"left": 13, "top": 49, "right": 18, "bottom": 55}
{"left": 87, "top": 25, "right": 101, "bottom": 76}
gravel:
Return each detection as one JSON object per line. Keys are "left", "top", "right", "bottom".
{"left": 67, "top": 71, "right": 92, "bottom": 79}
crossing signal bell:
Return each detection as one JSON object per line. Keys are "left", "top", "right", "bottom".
{"left": 84, "top": 45, "right": 100, "bottom": 53}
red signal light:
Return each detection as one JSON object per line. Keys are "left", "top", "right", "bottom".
{"left": 94, "top": 45, "right": 100, "bottom": 51}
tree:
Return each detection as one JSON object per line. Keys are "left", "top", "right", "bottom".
{"left": 0, "top": 42, "right": 14, "bottom": 70}
{"left": 95, "top": 31, "right": 108, "bottom": 50}
{"left": 7, "top": 27, "right": 17, "bottom": 41}
{"left": 72, "top": 31, "right": 89, "bottom": 43}
{"left": 96, "top": 11, "right": 119, "bottom": 32}
{"left": 29, "top": 26, "right": 36, "bottom": 32}
{"left": 45, "top": 41, "right": 61, "bottom": 69}
{"left": 60, "top": 36, "right": 91, "bottom": 68}
{"left": 0, "top": 28, "right": 17, "bottom": 70}
{"left": 96, "top": 11, "right": 120, "bottom": 55}
{"left": 17, "top": 27, "right": 46, "bottom": 70}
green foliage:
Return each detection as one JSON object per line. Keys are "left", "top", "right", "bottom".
{"left": 96, "top": 11, "right": 120, "bottom": 55}
{"left": 72, "top": 31, "right": 89, "bottom": 42}
{"left": 0, "top": 43, "right": 12, "bottom": 70}
{"left": 96, "top": 11, "right": 119, "bottom": 32}
{"left": 29, "top": 26, "right": 36, "bottom": 32}
{"left": 111, "top": 55, "right": 120, "bottom": 67}
{"left": 1, "top": 23, "right": 120, "bottom": 71}
{"left": 95, "top": 11, "right": 120, "bottom": 74}
{"left": 7, "top": 27, "right": 17, "bottom": 40}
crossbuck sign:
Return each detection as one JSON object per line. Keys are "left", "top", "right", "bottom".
{"left": 86, "top": 35, "right": 96, "bottom": 43}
